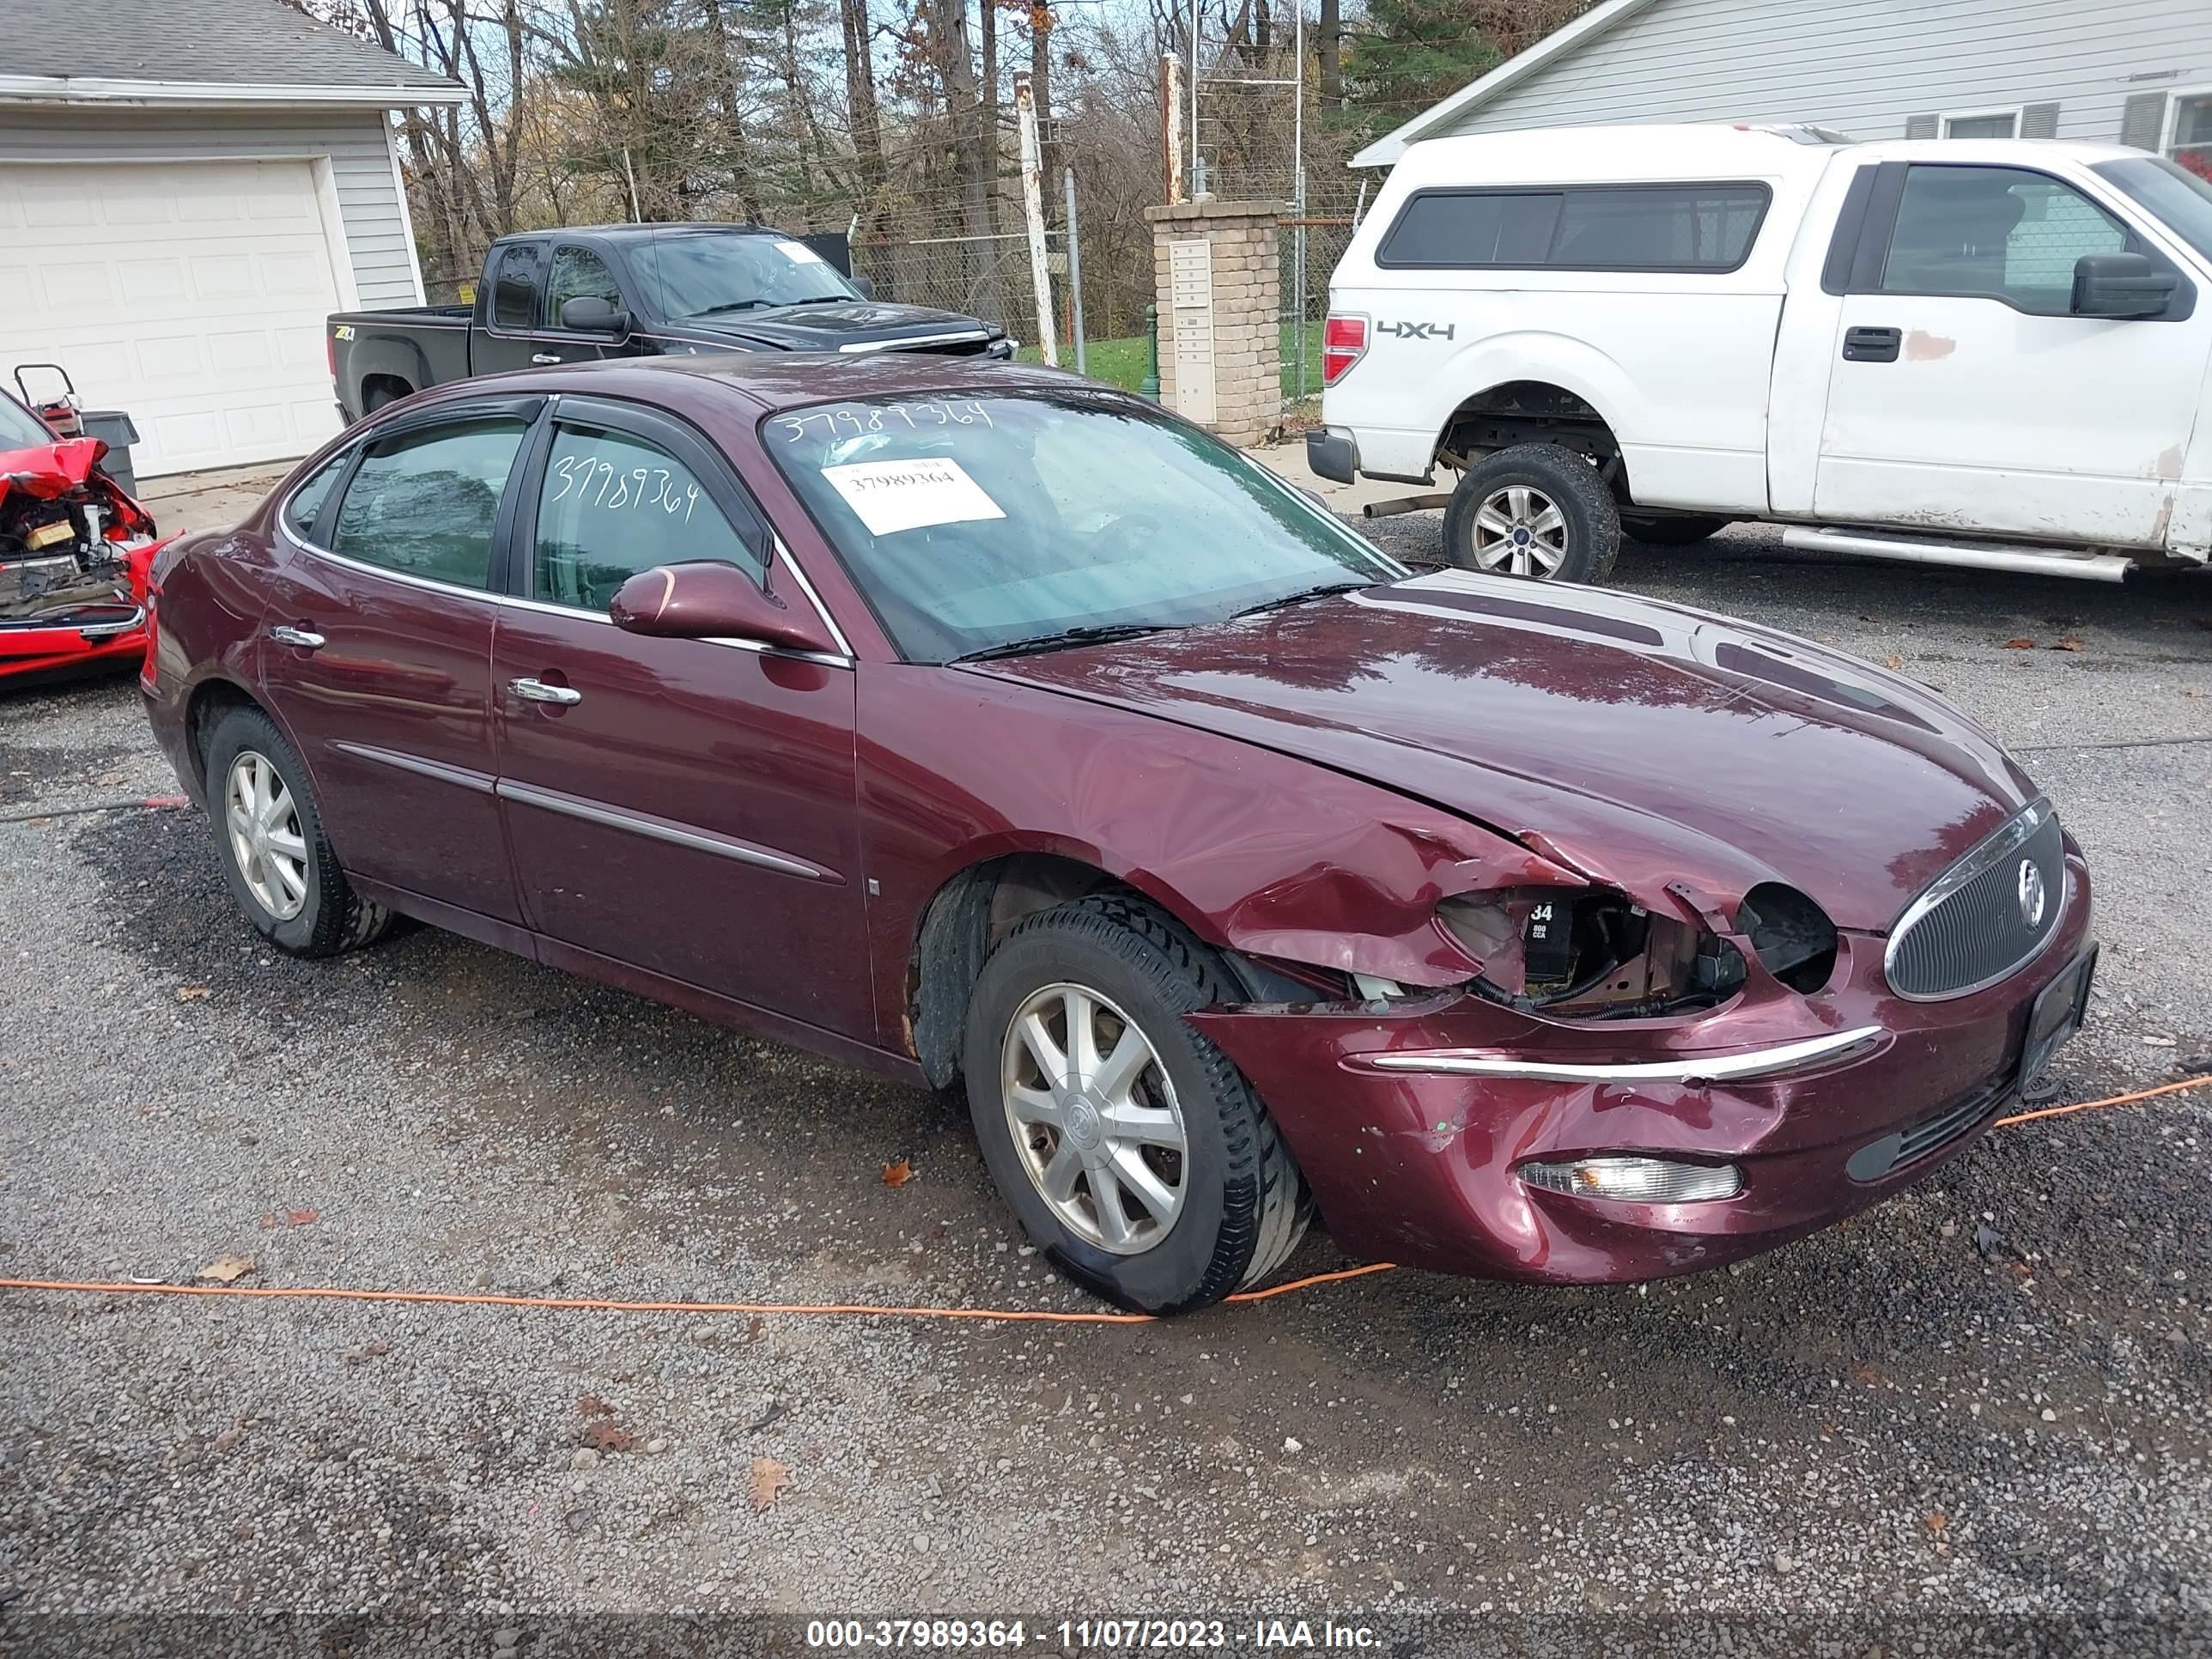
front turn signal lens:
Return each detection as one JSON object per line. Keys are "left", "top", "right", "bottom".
{"left": 1519, "top": 1156, "right": 1742, "bottom": 1204}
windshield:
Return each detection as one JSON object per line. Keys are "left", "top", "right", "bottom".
{"left": 2091, "top": 157, "right": 2212, "bottom": 262}
{"left": 0, "top": 393, "right": 53, "bottom": 451}
{"left": 629, "top": 231, "right": 860, "bottom": 321}
{"left": 768, "top": 390, "right": 1404, "bottom": 662}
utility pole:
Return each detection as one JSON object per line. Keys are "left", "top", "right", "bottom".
{"left": 1015, "top": 72, "right": 1059, "bottom": 368}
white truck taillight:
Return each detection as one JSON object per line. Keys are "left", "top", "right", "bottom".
{"left": 1322, "top": 314, "right": 1368, "bottom": 385}
{"left": 1309, "top": 313, "right": 1362, "bottom": 386}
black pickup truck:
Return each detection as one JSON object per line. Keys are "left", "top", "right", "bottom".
{"left": 328, "top": 222, "right": 1013, "bottom": 422}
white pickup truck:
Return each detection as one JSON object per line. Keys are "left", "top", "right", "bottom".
{"left": 1310, "top": 124, "right": 2212, "bottom": 586}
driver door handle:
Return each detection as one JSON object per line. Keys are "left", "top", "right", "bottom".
{"left": 268, "top": 624, "right": 325, "bottom": 650}
{"left": 1842, "top": 325, "right": 1902, "bottom": 363}
{"left": 510, "top": 677, "right": 582, "bottom": 706}
{"left": 530, "top": 353, "right": 562, "bottom": 366}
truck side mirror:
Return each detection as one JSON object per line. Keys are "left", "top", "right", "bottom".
{"left": 2071, "top": 252, "right": 2177, "bottom": 319}
{"left": 851, "top": 275, "right": 876, "bottom": 301}
{"left": 559, "top": 295, "right": 632, "bottom": 334}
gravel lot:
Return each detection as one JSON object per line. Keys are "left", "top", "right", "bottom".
{"left": 3, "top": 518, "right": 2210, "bottom": 1652}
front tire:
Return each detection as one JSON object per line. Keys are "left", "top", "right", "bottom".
{"left": 963, "top": 895, "right": 1310, "bottom": 1314}
{"left": 1443, "top": 442, "right": 1621, "bottom": 584}
{"left": 204, "top": 705, "right": 394, "bottom": 958}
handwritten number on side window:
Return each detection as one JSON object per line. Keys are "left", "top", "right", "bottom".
{"left": 546, "top": 453, "right": 698, "bottom": 523}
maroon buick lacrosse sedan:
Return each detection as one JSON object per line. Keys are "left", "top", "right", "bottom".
{"left": 141, "top": 355, "right": 2094, "bottom": 1313}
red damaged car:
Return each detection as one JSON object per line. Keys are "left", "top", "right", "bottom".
{"left": 141, "top": 356, "right": 2094, "bottom": 1312}
{"left": 1, "top": 387, "right": 165, "bottom": 683}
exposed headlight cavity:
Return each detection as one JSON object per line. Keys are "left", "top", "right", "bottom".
{"left": 1734, "top": 883, "right": 1838, "bottom": 994}
{"left": 1437, "top": 887, "right": 1745, "bottom": 1019}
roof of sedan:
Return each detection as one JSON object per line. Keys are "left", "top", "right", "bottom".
{"left": 495, "top": 352, "right": 1095, "bottom": 414}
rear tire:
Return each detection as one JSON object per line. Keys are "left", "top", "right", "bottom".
{"left": 962, "top": 894, "right": 1310, "bottom": 1314}
{"left": 362, "top": 381, "right": 410, "bottom": 414}
{"left": 1622, "top": 514, "right": 1732, "bottom": 547}
{"left": 204, "top": 705, "right": 394, "bottom": 958}
{"left": 1443, "top": 442, "right": 1620, "bottom": 584}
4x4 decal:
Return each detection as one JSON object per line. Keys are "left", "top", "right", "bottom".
{"left": 1378, "top": 320, "right": 1455, "bottom": 341}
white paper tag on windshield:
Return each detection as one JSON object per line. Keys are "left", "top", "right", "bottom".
{"left": 821, "top": 457, "right": 1006, "bottom": 537}
{"left": 778, "top": 240, "right": 828, "bottom": 264}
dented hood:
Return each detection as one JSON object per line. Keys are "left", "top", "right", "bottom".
{"left": 0, "top": 436, "right": 109, "bottom": 500}
{"left": 975, "top": 572, "right": 2039, "bottom": 933}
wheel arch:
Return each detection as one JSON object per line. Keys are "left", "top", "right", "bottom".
{"left": 903, "top": 847, "right": 1310, "bottom": 1091}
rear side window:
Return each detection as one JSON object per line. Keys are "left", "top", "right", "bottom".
{"left": 327, "top": 418, "right": 529, "bottom": 590}
{"left": 491, "top": 244, "right": 544, "bottom": 330}
{"left": 1377, "top": 183, "right": 1771, "bottom": 271}
{"left": 532, "top": 422, "right": 767, "bottom": 611}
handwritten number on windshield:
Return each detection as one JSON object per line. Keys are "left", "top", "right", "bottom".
{"left": 774, "top": 400, "right": 994, "bottom": 444}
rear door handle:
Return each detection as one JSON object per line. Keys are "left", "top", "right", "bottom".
{"left": 510, "top": 677, "right": 581, "bottom": 706}
{"left": 530, "top": 353, "right": 561, "bottom": 366}
{"left": 268, "top": 624, "right": 325, "bottom": 650}
{"left": 1842, "top": 325, "right": 1902, "bottom": 363}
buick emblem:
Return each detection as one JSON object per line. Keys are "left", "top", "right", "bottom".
{"left": 2016, "top": 858, "right": 2046, "bottom": 928}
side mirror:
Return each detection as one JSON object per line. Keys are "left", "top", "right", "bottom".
{"left": 559, "top": 295, "right": 632, "bottom": 334}
{"left": 609, "top": 560, "right": 839, "bottom": 655}
{"left": 851, "top": 275, "right": 876, "bottom": 301}
{"left": 2072, "top": 252, "right": 2177, "bottom": 319}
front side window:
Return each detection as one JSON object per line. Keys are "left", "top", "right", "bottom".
{"left": 1377, "top": 183, "right": 1769, "bottom": 271}
{"left": 492, "top": 245, "right": 544, "bottom": 331}
{"left": 327, "top": 418, "right": 528, "bottom": 589}
{"left": 532, "top": 424, "right": 764, "bottom": 611}
{"left": 769, "top": 392, "right": 1403, "bottom": 663}
{"left": 628, "top": 230, "right": 860, "bottom": 321}
{"left": 545, "top": 246, "right": 623, "bottom": 326}
{"left": 1881, "top": 165, "right": 2130, "bottom": 312}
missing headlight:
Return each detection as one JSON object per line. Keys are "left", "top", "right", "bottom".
{"left": 1439, "top": 888, "right": 1745, "bottom": 1018}
{"left": 1735, "top": 883, "right": 1838, "bottom": 994}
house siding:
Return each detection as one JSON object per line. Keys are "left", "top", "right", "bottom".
{"left": 1432, "top": 0, "right": 2212, "bottom": 150}
{"left": 0, "top": 105, "right": 420, "bottom": 306}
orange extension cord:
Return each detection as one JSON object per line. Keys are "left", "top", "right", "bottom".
{"left": 0, "top": 1078, "right": 2202, "bottom": 1328}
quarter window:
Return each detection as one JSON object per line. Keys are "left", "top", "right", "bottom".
{"left": 282, "top": 452, "right": 349, "bottom": 543}
{"left": 326, "top": 418, "right": 529, "bottom": 590}
{"left": 545, "top": 246, "right": 623, "bottom": 327}
{"left": 1881, "top": 165, "right": 2130, "bottom": 313}
{"left": 491, "top": 244, "right": 544, "bottom": 331}
{"left": 1376, "top": 183, "right": 1769, "bottom": 271}
{"left": 532, "top": 424, "right": 765, "bottom": 611}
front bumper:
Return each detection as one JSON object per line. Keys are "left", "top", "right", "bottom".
{"left": 1190, "top": 854, "right": 2094, "bottom": 1284}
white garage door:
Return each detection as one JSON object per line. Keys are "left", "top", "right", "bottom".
{"left": 0, "top": 159, "right": 350, "bottom": 478}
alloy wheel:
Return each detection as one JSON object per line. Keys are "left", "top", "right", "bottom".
{"left": 1000, "top": 981, "right": 1188, "bottom": 1255}
{"left": 225, "top": 750, "right": 309, "bottom": 922}
{"left": 1471, "top": 483, "right": 1570, "bottom": 577}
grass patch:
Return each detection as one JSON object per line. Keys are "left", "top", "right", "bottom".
{"left": 1018, "top": 319, "right": 1328, "bottom": 398}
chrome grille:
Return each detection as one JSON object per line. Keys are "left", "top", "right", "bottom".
{"left": 1886, "top": 800, "right": 2064, "bottom": 1000}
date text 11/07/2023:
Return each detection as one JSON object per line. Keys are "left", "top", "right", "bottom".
{"left": 805, "top": 1619, "right": 1382, "bottom": 1650}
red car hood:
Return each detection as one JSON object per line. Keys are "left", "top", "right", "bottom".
{"left": 970, "top": 572, "right": 2039, "bottom": 933}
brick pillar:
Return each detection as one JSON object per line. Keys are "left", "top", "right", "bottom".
{"left": 1144, "top": 200, "right": 1282, "bottom": 446}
